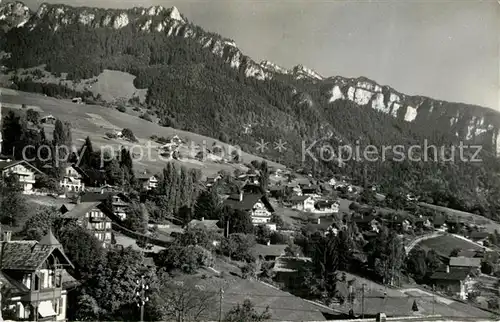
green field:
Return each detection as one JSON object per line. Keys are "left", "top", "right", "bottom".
{"left": 417, "top": 234, "right": 484, "bottom": 257}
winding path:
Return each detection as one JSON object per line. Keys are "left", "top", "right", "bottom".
{"left": 405, "top": 232, "right": 444, "bottom": 255}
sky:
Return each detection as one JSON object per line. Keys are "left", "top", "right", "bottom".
{"left": 22, "top": 0, "right": 500, "bottom": 109}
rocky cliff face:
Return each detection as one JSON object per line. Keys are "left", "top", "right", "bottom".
{"left": 1, "top": 1, "right": 499, "bottom": 154}
{"left": 0, "top": 1, "right": 30, "bottom": 31}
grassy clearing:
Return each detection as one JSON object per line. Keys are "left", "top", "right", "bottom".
{"left": 417, "top": 234, "right": 483, "bottom": 257}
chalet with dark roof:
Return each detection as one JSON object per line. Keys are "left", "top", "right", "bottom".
{"left": 135, "top": 171, "right": 159, "bottom": 191}
{"left": 59, "top": 195, "right": 119, "bottom": 248}
{"left": 469, "top": 231, "right": 490, "bottom": 245}
{"left": 223, "top": 185, "right": 274, "bottom": 226}
{"left": 80, "top": 192, "right": 130, "bottom": 220}
{"left": 0, "top": 230, "right": 76, "bottom": 321}
{"left": 429, "top": 265, "right": 474, "bottom": 300}
{"left": 288, "top": 195, "right": 315, "bottom": 212}
{"left": 253, "top": 244, "right": 287, "bottom": 261}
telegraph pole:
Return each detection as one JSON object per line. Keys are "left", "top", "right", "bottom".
{"left": 135, "top": 275, "right": 150, "bottom": 322}
{"left": 219, "top": 288, "right": 224, "bottom": 322}
{"left": 361, "top": 284, "right": 366, "bottom": 319}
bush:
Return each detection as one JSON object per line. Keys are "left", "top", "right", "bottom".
{"left": 105, "top": 132, "right": 118, "bottom": 139}
{"left": 116, "top": 106, "right": 126, "bottom": 113}
{"left": 121, "top": 128, "right": 138, "bottom": 142}
{"left": 140, "top": 113, "right": 153, "bottom": 122}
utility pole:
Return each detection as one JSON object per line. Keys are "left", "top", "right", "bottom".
{"left": 219, "top": 287, "right": 224, "bottom": 322}
{"left": 135, "top": 275, "right": 150, "bottom": 322}
{"left": 361, "top": 284, "right": 365, "bottom": 319}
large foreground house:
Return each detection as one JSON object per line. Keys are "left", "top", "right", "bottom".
{"left": 0, "top": 160, "right": 42, "bottom": 194}
{"left": 223, "top": 185, "right": 275, "bottom": 226}
{"left": 0, "top": 230, "right": 76, "bottom": 321}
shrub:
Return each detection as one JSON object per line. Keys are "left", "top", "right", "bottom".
{"left": 140, "top": 113, "right": 152, "bottom": 122}
{"left": 105, "top": 132, "right": 118, "bottom": 139}
{"left": 121, "top": 128, "right": 138, "bottom": 142}
{"left": 116, "top": 106, "right": 126, "bottom": 113}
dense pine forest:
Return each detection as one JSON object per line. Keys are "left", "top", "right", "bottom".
{"left": 2, "top": 3, "right": 500, "bottom": 219}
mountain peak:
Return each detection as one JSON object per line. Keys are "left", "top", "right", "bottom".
{"left": 0, "top": 0, "right": 31, "bottom": 29}
{"left": 260, "top": 60, "right": 288, "bottom": 74}
{"left": 291, "top": 64, "right": 323, "bottom": 80}
{"left": 167, "top": 6, "right": 184, "bottom": 22}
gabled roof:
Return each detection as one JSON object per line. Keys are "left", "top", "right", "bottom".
{"left": 0, "top": 237, "right": 73, "bottom": 271}
{"left": 39, "top": 230, "right": 61, "bottom": 246}
{"left": 253, "top": 244, "right": 287, "bottom": 258}
{"left": 223, "top": 191, "right": 274, "bottom": 213}
{"left": 469, "top": 231, "right": 489, "bottom": 240}
{"left": 449, "top": 257, "right": 481, "bottom": 268}
{"left": 80, "top": 192, "right": 128, "bottom": 203}
{"left": 61, "top": 201, "right": 101, "bottom": 219}
{"left": 188, "top": 219, "right": 220, "bottom": 230}
{"left": 430, "top": 268, "right": 471, "bottom": 281}
{"left": 0, "top": 160, "right": 43, "bottom": 174}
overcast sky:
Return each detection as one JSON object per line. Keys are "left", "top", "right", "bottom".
{"left": 23, "top": 0, "right": 500, "bottom": 109}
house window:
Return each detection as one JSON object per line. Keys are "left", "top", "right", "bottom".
{"left": 55, "top": 271, "right": 62, "bottom": 288}
{"left": 53, "top": 297, "right": 63, "bottom": 315}
{"left": 23, "top": 273, "right": 32, "bottom": 289}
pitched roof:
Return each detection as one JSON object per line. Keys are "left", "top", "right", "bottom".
{"left": 0, "top": 160, "right": 42, "bottom": 174}
{"left": 449, "top": 257, "right": 481, "bottom": 268}
{"left": 457, "top": 250, "right": 478, "bottom": 258}
{"left": 39, "top": 230, "right": 61, "bottom": 246}
{"left": 188, "top": 219, "right": 220, "bottom": 230}
{"left": 253, "top": 244, "right": 287, "bottom": 258}
{"left": 61, "top": 201, "right": 101, "bottom": 219}
{"left": 223, "top": 192, "right": 274, "bottom": 213}
{"left": 469, "top": 231, "right": 489, "bottom": 240}
{"left": 274, "top": 257, "right": 312, "bottom": 272}
{"left": 0, "top": 240, "right": 73, "bottom": 270}
{"left": 430, "top": 268, "right": 471, "bottom": 281}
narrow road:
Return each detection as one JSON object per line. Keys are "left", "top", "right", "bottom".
{"left": 405, "top": 232, "right": 444, "bottom": 255}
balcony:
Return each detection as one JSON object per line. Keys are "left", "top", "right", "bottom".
{"left": 22, "top": 287, "right": 62, "bottom": 302}
{"left": 89, "top": 216, "right": 107, "bottom": 222}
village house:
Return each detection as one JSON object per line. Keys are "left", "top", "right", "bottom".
{"left": 223, "top": 185, "right": 275, "bottom": 227}
{"left": 0, "top": 160, "right": 42, "bottom": 194}
{"left": 59, "top": 164, "right": 85, "bottom": 193}
{"left": 136, "top": 171, "right": 159, "bottom": 191}
{"left": 253, "top": 244, "right": 287, "bottom": 262}
{"left": 288, "top": 195, "right": 315, "bottom": 212}
{"left": 314, "top": 200, "right": 339, "bottom": 214}
{"left": 78, "top": 192, "right": 130, "bottom": 220}
{"left": 71, "top": 97, "right": 83, "bottom": 104}
{"left": 353, "top": 215, "right": 380, "bottom": 233}
{"left": 39, "top": 115, "right": 56, "bottom": 124}
{"left": 0, "top": 230, "right": 76, "bottom": 321}
{"left": 414, "top": 216, "right": 432, "bottom": 230}
{"left": 430, "top": 266, "right": 475, "bottom": 300}
{"left": 286, "top": 182, "right": 302, "bottom": 196}
{"left": 431, "top": 215, "right": 447, "bottom": 231}
{"left": 311, "top": 216, "right": 340, "bottom": 236}
{"left": 449, "top": 256, "right": 482, "bottom": 272}
{"left": 468, "top": 231, "right": 490, "bottom": 245}
{"left": 205, "top": 174, "right": 222, "bottom": 187}
{"left": 300, "top": 184, "right": 319, "bottom": 196}
{"left": 60, "top": 197, "right": 114, "bottom": 248}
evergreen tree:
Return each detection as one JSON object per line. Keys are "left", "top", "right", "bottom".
{"left": 194, "top": 188, "right": 221, "bottom": 220}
